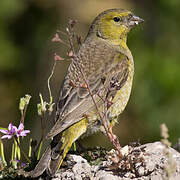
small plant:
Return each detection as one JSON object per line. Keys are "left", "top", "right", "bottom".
{"left": 0, "top": 55, "right": 58, "bottom": 178}
{"left": 160, "top": 123, "right": 177, "bottom": 180}
{"left": 0, "top": 95, "right": 31, "bottom": 178}
{"left": 0, "top": 21, "right": 74, "bottom": 178}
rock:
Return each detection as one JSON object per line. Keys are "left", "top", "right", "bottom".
{"left": 51, "top": 142, "right": 180, "bottom": 180}
{"left": 174, "top": 138, "right": 180, "bottom": 153}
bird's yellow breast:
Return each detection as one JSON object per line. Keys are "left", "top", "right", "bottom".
{"left": 84, "top": 51, "right": 134, "bottom": 135}
{"left": 108, "top": 57, "right": 134, "bottom": 122}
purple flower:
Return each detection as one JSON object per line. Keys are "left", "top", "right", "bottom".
{"left": 16, "top": 123, "right": 30, "bottom": 138}
{"left": 0, "top": 123, "right": 30, "bottom": 139}
{"left": 0, "top": 123, "right": 17, "bottom": 139}
{"left": 21, "top": 162, "right": 27, "bottom": 168}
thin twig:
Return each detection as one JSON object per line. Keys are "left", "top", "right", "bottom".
{"left": 47, "top": 61, "right": 57, "bottom": 104}
{"left": 66, "top": 23, "right": 122, "bottom": 155}
{"left": 57, "top": 30, "right": 68, "bottom": 37}
{"left": 55, "top": 30, "right": 70, "bottom": 47}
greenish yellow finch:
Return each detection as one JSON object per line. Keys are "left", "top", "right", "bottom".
{"left": 31, "top": 8, "right": 143, "bottom": 177}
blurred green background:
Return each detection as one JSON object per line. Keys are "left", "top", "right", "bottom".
{"left": 0, "top": 0, "right": 180, "bottom": 156}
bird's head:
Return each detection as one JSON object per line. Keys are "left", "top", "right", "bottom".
{"left": 88, "top": 9, "right": 144, "bottom": 45}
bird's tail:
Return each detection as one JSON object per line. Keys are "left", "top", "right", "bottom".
{"left": 29, "top": 145, "right": 52, "bottom": 178}
{"left": 30, "top": 117, "right": 88, "bottom": 178}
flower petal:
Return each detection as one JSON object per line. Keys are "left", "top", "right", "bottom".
{"left": 19, "top": 133, "right": 27, "bottom": 137}
{"left": 18, "top": 123, "right": 24, "bottom": 131}
{"left": 1, "top": 134, "right": 12, "bottom": 139}
{"left": 0, "top": 129, "right": 8, "bottom": 134}
{"left": 12, "top": 126, "right": 17, "bottom": 132}
{"left": 9, "top": 123, "right": 17, "bottom": 133}
{"left": 21, "top": 162, "right": 27, "bottom": 168}
{"left": 8, "top": 123, "right": 13, "bottom": 130}
{"left": 23, "top": 130, "right": 30, "bottom": 134}
{"left": 19, "top": 130, "right": 30, "bottom": 137}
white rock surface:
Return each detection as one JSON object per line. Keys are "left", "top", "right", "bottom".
{"left": 51, "top": 142, "right": 180, "bottom": 180}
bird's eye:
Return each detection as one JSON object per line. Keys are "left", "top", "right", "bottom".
{"left": 113, "top": 17, "right": 121, "bottom": 22}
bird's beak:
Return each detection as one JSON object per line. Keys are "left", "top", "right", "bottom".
{"left": 128, "top": 15, "right": 144, "bottom": 28}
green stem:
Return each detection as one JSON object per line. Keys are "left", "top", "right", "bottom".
{"left": 73, "top": 142, "right": 76, "bottom": 151}
{"left": 14, "top": 137, "right": 31, "bottom": 163}
{"left": 36, "top": 113, "right": 46, "bottom": 159}
{"left": 17, "top": 138, "right": 21, "bottom": 160}
{"left": 37, "top": 141, "right": 43, "bottom": 160}
{"left": 28, "top": 138, "right": 32, "bottom": 158}
{"left": 20, "top": 105, "right": 27, "bottom": 124}
{"left": 11, "top": 143, "right": 14, "bottom": 161}
{"left": 14, "top": 139, "right": 17, "bottom": 160}
{"left": 47, "top": 61, "right": 57, "bottom": 104}
{"left": 0, "top": 138, "right": 6, "bottom": 165}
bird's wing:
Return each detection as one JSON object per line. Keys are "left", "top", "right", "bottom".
{"left": 46, "top": 42, "right": 129, "bottom": 139}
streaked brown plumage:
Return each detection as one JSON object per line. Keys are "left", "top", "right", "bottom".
{"left": 31, "top": 8, "right": 143, "bottom": 177}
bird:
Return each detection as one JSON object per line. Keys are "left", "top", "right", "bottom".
{"left": 31, "top": 8, "right": 144, "bottom": 177}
